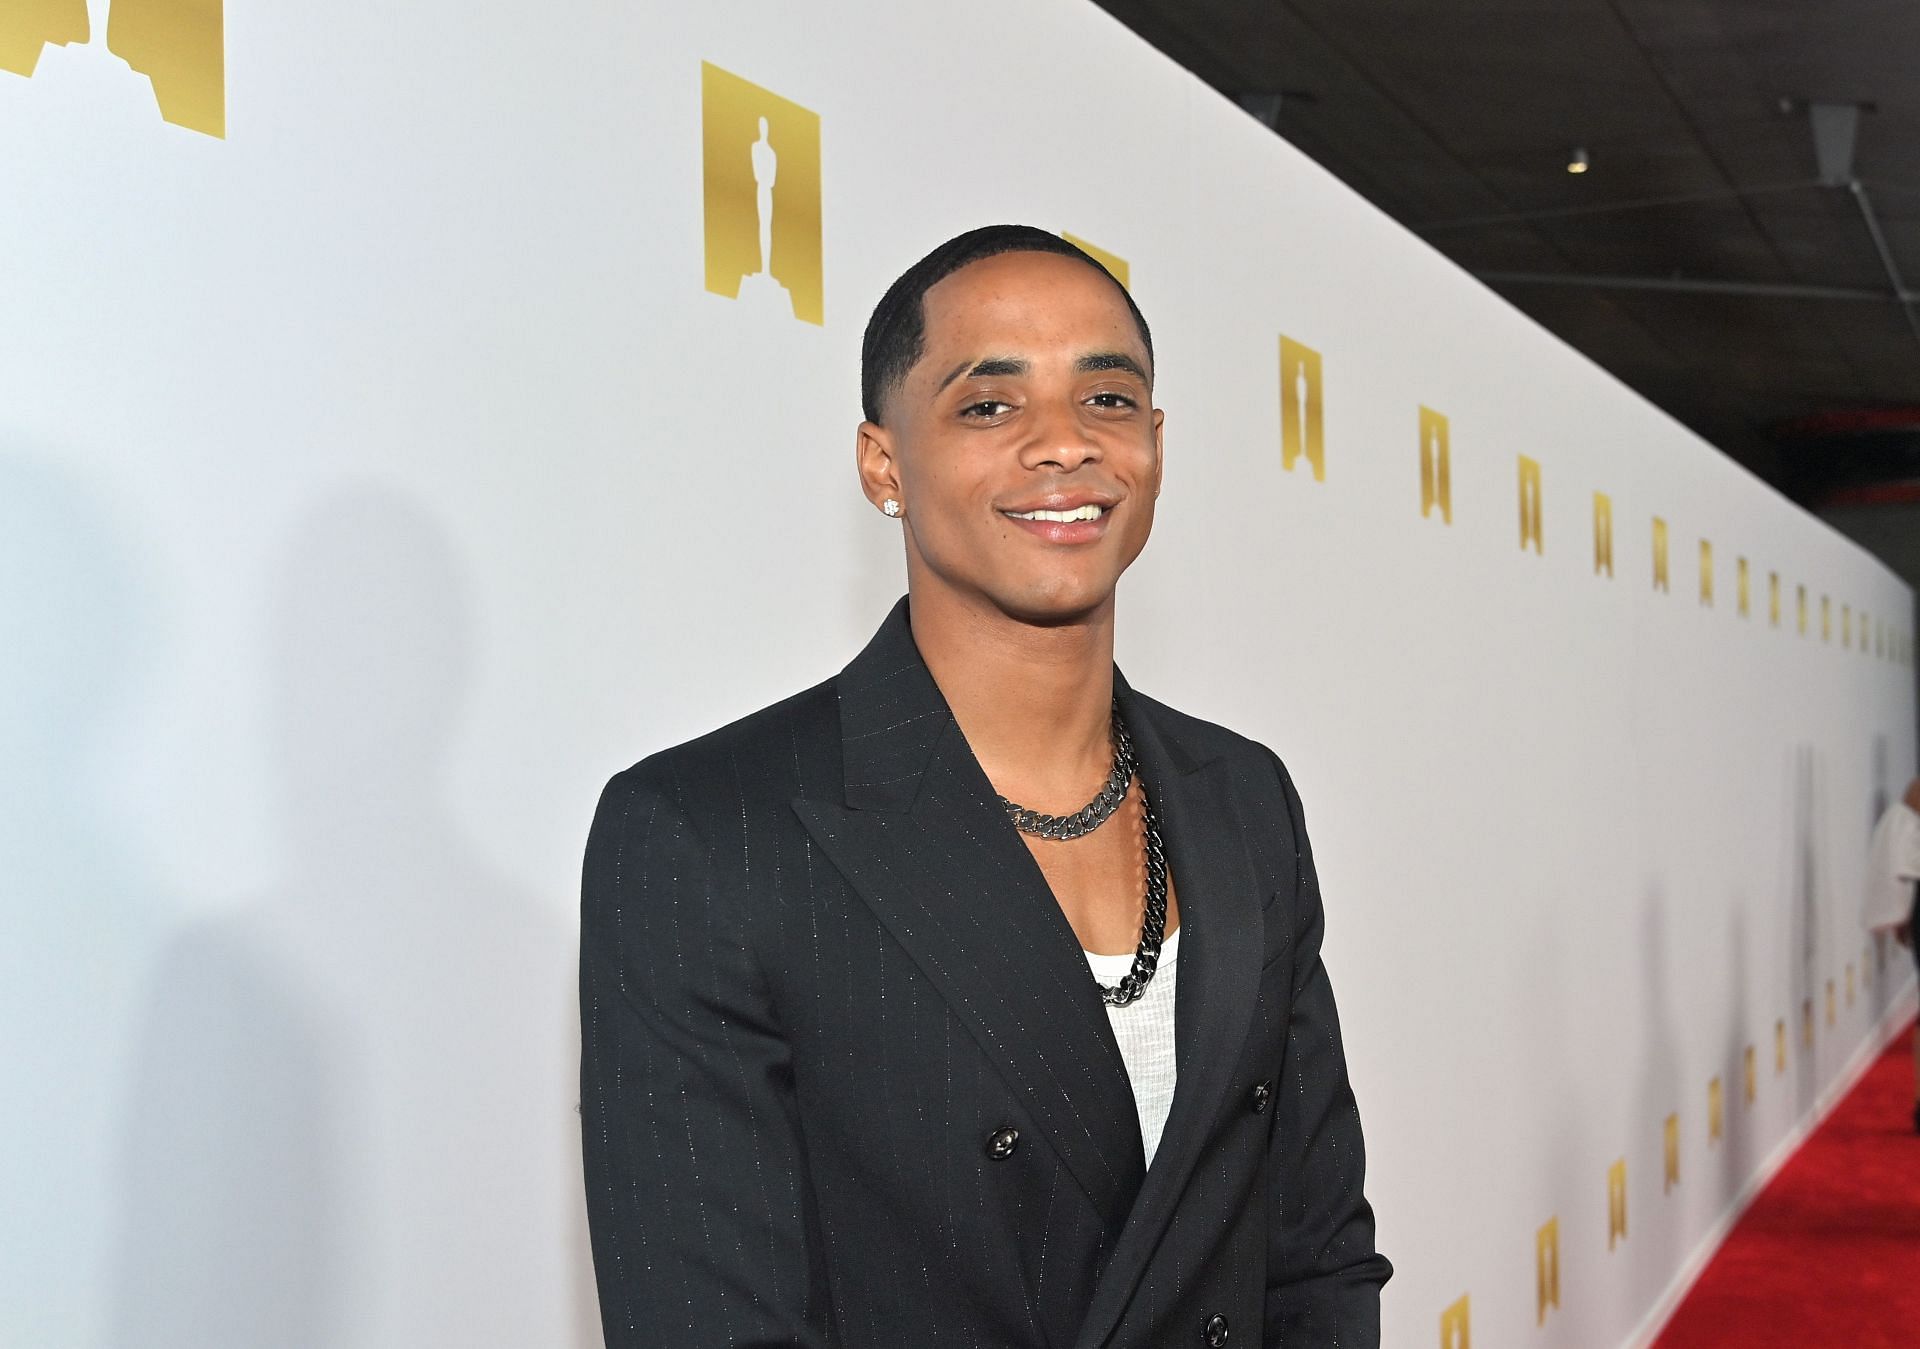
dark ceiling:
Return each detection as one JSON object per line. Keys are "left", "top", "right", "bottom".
{"left": 1095, "top": 0, "right": 1920, "bottom": 508}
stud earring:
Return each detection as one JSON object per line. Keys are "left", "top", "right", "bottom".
{"left": 882, "top": 499, "right": 902, "bottom": 517}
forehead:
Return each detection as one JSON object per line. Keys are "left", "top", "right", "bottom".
{"left": 917, "top": 251, "right": 1144, "bottom": 366}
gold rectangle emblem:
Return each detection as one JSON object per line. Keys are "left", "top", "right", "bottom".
{"left": 1518, "top": 456, "right": 1543, "bottom": 553}
{"left": 1822, "top": 595, "right": 1832, "bottom": 641}
{"left": 1738, "top": 557, "right": 1750, "bottom": 616}
{"left": 1536, "top": 1219, "right": 1560, "bottom": 1324}
{"left": 1420, "top": 407, "right": 1451, "bottom": 523}
{"left": 1770, "top": 572, "right": 1781, "bottom": 626}
{"left": 1441, "top": 1293, "right": 1470, "bottom": 1349}
{"left": 1652, "top": 518, "right": 1670, "bottom": 591}
{"left": 1803, "top": 998, "right": 1814, "bottom": 1048}
{"left": 1798, "top": 585, "right": 1808, "bottom": 634}
{"left": 0, "top": 0, "right": 227, "bottom": 137}
{"left": 1744, "top": 1045, "right": 1756, "bottom": 1103}
{"left": 1593, "top": 493, "right": 1613, "bottom": 575}
{"left": 1061, "top": 233, "right": 1130, "bottom": 289}
{"left": 1699, "top": 539, "right": 1713, "bottom": 605}
{"left": 1776, "top": 1019, "right": 1787, "bottom": 1073}
{"left": 1608, "top": 1159, "right": 1628, "bottom": 1249}
{"left": 1708, "top": 1078, "right": 1724, "bottom": 1142}
{"left": 1664, "top": 1113, "right": 1680, "bottom": 1192}
{"left": 1279, "top": 337, "right": 1325, "bottom": 481}
{"left": 702, "top": 63, "right": 824, "bottom": 325}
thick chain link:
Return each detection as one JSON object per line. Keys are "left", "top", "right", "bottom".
{"left": 996, "top": 702, "right": 1168, "bottom": 1007}
{"left": 996, "top": 711, "right": 1136, "bottom": 840}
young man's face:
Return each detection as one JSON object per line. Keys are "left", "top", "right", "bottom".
{"left": 862, "top": 250, "right": 1164, "bottom": 626}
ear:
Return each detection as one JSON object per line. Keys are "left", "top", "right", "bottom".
{"left": 856, "top": 420, "right": 902, "bottom": 511}
{"left": 1150, "top": 407, "right": 1166, "bottom": 498}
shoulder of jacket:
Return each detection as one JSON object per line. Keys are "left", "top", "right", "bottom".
{"left": 602, "top": 674, "right": 840, "bottom": 809}
{"left": 1126, "top": 686, "right": 1290, "bottom": 780}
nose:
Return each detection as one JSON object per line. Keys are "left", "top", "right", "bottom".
{"left": 1020, "top": 395, "right": 1101, "bottom": 473}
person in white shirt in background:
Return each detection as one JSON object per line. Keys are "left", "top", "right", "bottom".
{"left": 1864, "top": 777, "right": 1920, "bottom": 1131}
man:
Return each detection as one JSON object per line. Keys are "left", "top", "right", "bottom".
{"left": 580, "top": 225, "right": 1390, "bottom": 1347}
{"left": 1864, "top": 777, "right": 1920, "bottom": 1130}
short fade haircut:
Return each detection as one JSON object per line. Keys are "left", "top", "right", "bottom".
{"left": 859, "top": 224, "right": 1154, "bottom": 425}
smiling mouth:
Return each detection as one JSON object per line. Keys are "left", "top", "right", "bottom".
{"left": 1001, "top": 504, "right": 1109, "bottom": 522}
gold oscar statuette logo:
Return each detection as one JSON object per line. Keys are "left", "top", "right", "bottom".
{"left": 1699, "top": 539, "right": 1714, "bottom": 605}
{"left": 1440, "top": 1293, "right": 1470, "bottom": 1349}
{"left": 1708, "top": 1078, "right": 1724, "bottom": 1143}
{"left": 1770, "top": 571, "right": 1781, "bottom": 626}
{"left": 1664, "top": 1113, "right": 1680, "bottom": 1193}
{"left": 1775, "top": 1019, "right": 1787, "bottom": 1073}
{"left": 1061, "top": 232, "right": 1130, "bottom": 290}
{"left": 1593, "top": 492, "right": 1614, "bottom": 575}
{"left": 702, "top": 62, "right": 823, "bottom": 325}
{"left": 1536, "top": 1218, "right": 1560, "bottom": 1325}
{"left": 1607, "top": 1159, "right": 1628, "bottom": 1249}
{"left": 1652, "top": 517, "right": 1670, "bottom": 591}
{"left": 0, "top": 0, "right": 225, "bottom": 137}
{"left": 1744, "top": 1045, "right": 1756, "bottom": 1104}
{"left": 1802, "top": 998, "right": 1814, "bottom": 1048}
{"left": 1517, "top": 455, "right": 1543, "bottom": 553}
{"left": 1797, "top": 585, "right": 1808, "bottom": 635}
{"left": 1279, "top": 336, "right": 1325, "bottom": 482}
{"left": 1821, "top": 595, "right": 1831, "bottom": 642}
{"left": 1737, "top": 557, "right": 1750, "bottom": 616}
{"left": 1419, "top": 406, "right": 1451, "bottom": 523}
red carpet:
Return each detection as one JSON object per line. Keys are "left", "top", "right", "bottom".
{"left": 1654, "top": 1021, "right": 1920, "bottom": 1348}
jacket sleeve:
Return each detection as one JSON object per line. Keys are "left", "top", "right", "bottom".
{"left": 1262, "top": 751, "right": 1392, "bottom": 1344}
{"left": 580, "top": 765, "right": 834, "bottom": 1348}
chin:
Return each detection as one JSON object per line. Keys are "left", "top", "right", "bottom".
{"left": 993, "top": 574, "right": 1118, "bottom": 627}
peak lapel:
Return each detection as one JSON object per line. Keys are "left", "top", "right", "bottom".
{"left": 1072, "top": 674, "right": 1265, "bottom": 1349}
{"left": 791, "top": 598, "right": 1146, "bottom": 1229}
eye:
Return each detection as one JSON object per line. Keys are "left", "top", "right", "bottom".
{"left": 1087, "top": 391, "right": 1139, "bottom": 410}
{"left": 960, "top": 399, "right": 1014, "bottom": 419}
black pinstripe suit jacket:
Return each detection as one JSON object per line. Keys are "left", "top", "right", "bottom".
{"left": 580, "top": 596, "right": 1389, "bottom": 1348}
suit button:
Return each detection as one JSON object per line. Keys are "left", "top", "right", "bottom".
{"left": 1204, "top": 1312, "right": 1230, "bottom": 1345}
{"left": 985, "top": 1126, "right": 1020, "bottom": 1159}
{"left": 1250, "top": 1080, "right": 1273, "bottom": 1114}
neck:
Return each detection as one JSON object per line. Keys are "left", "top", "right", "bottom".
{"left": 907, "top": 581, "right": 1118, "bottom": 811}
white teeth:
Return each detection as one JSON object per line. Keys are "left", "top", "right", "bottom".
{"left": 1007, "top": 504, "right": 1106, "bottom": 522}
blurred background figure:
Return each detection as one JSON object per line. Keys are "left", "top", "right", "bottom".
{"left": 1864, "top": 778, "right": 1920, "bottom": 1130}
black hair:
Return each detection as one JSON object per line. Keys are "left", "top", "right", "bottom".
{"left": 859, "top": 224, "right": 1154, "bottom": 425}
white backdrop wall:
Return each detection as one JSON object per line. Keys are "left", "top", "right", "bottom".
{"left": 3, "top": 2, "right": 1915, "bottom": 1346}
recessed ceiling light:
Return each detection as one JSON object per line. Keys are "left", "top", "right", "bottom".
{"left": 1567, "top": 147, "right": 1591, "bottom": 174}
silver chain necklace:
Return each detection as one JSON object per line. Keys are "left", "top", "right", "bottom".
{"left": 997, "top": 703, "right": 1170, "bottom": 1007}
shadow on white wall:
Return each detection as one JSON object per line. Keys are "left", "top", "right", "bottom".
{"left": 105, "top": 486, "right": 596, "bottom": 1347}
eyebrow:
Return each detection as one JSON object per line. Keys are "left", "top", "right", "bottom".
{"left": 936, "top": 356, "right": 1027, "bottom": 393}
{"left": 1075, "top": 351, "right": 1150, "bottom": 381}
{"left": 933, "top": 350, "right": 1149, "bottom": 394}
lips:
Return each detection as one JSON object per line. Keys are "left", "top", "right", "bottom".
{"left": 1003, "top": 503, "right": 1107, "bottom": 523}
{"left": 998, "top": 496, "right": 1116, "bottom": 543}
{"left": 998, "top": 491, "right": 1120, "bottom": 517}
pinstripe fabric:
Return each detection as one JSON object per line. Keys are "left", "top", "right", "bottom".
{"left": 581, "top": 596, "right": 1389, "bottom": 1348}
